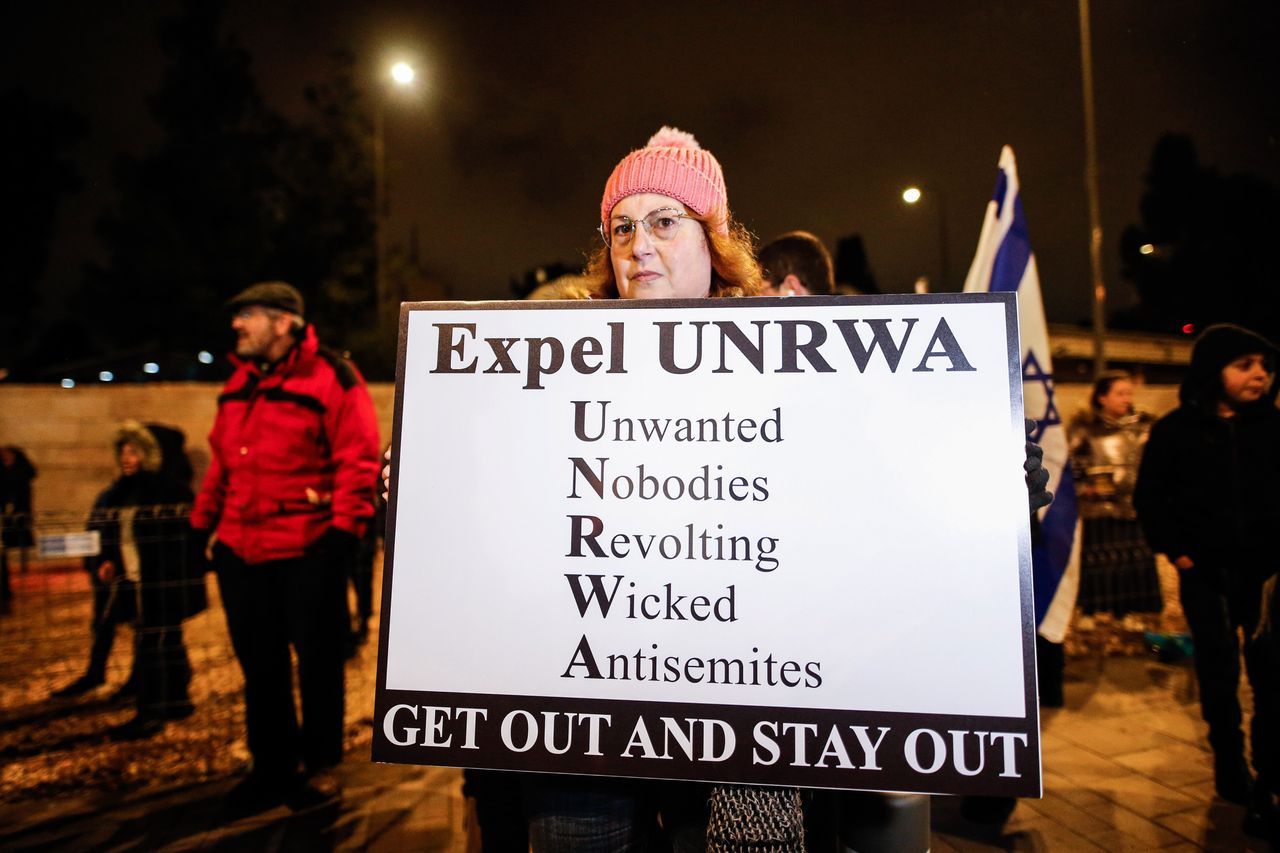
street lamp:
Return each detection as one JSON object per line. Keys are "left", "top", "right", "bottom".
{"left": 375, "top": 59, "right": 419, "bottom": 324}
{"left": 390, "top": 62, "right": 415, "bottom": 86}
{"left": 901, "top": 185, "right": 949, "bottom": 291}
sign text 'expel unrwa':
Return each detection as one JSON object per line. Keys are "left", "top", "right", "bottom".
{"left": 429, "top": 316, "right": 975, "bottom": 389}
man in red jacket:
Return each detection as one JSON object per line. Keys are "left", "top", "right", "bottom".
{"left": 192, "top": 281, "right": 380, "bottom": 814}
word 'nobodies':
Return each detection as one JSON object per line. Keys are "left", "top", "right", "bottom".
{"left": 430, "top": 318, "right": 974, "bottom": 389}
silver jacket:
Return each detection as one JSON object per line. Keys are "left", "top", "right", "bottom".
{"left": 1069, "top": 410, "right": 1155, "bottom": 519}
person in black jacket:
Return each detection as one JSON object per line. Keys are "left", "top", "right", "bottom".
{"left": 0, "top": 445, "right": 37, "bottom": 612}
{"left": 53, "top": 422, "right": 207, "bottom": 738}
{"left": 1134, "top": 324, "right": 1280, "bottom": 837}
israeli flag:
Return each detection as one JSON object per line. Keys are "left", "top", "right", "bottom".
{"left": 963, "top": 146, "right": 1081, "bottom": 643}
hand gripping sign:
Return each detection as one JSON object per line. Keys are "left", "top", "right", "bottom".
{"left": 375, "top": 293, "right": 1040, "bottom": 798}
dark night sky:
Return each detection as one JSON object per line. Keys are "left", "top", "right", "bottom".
{"left": 11, "top": 1, "right": 1280, "bottom": 326}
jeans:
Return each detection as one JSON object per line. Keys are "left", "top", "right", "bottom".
{"left": 523, "top": 776, "right": 707, "bottom": 853}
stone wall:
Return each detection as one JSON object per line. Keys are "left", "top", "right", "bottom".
{"left": 0, "top": 383, "right": 396, "bottom": 519}
{"left": 0, "top": 380, "right": 1181, "bottom": 518}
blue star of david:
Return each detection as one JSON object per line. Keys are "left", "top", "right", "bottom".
{"left": 1023, "top": 351, "right": 1061, "bottom": 443}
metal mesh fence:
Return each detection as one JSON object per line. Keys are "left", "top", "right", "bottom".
{"left": 0, "top": 509, "right": 382, "bottom": 802}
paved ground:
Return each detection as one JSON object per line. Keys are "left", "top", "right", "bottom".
{"left": 932, "top": 653, "right": 1271, "bottom": 852}
{"left": 0, "top": 652, "right": 1272, "bottom": 852}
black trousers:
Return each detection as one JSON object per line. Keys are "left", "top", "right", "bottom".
{"left": 0, "top": 548, "right": 9, "bottom": 605}
{"left": 86, "top": 576, "right": 137, "bottom": 685}
{"left": 135, "top": 622, "right": 192, "bottom": 716}
{"left": 1179, "top": 566, "right": 1279, "bottom": 787}
{"left": 351, "top": 531, "right": 377, "bottom": 626}
{"left": 216, "top": 548, "right": 348, "bottom": 779}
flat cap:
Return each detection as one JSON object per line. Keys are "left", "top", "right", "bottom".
{"left": 226, "top": 281, "right": 305, "bottom": 317}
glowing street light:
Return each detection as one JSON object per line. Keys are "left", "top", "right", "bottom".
{"left": 376, "top": 58, "right": 422, "bottom": 324}
{"left": 390, "top": 61, "right": 416, "bottom": 86}
{"left": 61, "top": 378, "right": 75, "bottom": 389}
{"left": 143, "top": 362, "right": 160, "bottom": 375}
{"left": 1139, "top": 243, "right": 1155, "bottom": 255}
{"left": 902, "top": 187, "right": 923, "bottom": 205}
{"left": 99, "top": 371, "right": 114, "bottom": 382}
{"left": 198, "top": 350, "right": 214, "bottom": 364}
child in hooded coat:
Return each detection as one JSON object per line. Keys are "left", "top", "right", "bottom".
{"left": 1135, "top": 323, "right": 1280, "bottom": 836}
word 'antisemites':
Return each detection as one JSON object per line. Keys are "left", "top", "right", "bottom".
{"left": 561, "top": 636, "right": 822, "bottom": 688}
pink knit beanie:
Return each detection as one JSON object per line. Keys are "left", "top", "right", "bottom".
{"left": 600, "top": 127, "right": 729, "bottom": 236}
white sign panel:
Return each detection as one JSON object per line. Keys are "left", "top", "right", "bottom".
{"left": 38, "top": 531, "right": 101, "bottom": 559}
{"left": 375, "top": 294, "right": 1039, "bottom": 797}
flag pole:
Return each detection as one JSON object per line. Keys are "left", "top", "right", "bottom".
{"left": 1078, "top": 0, "right": 1107, "bottom": 378}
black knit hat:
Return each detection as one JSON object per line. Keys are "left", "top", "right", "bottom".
{"left": 226, "top": 281, "right": 305, "bottom": 317}
{"left": 1180, "top": 323, "right": 1278, "bottom": 410}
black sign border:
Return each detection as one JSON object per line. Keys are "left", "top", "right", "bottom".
{"left": 376, "top": 293, "right": 1037, "bottom": 797}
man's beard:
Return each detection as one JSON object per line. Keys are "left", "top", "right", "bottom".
{"left": 235, "top": 333, "right": 268, "bottom": 359}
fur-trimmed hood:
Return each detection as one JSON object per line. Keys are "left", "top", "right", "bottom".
{"left": 113, "top": 421, "right": 163, "bottom": 472}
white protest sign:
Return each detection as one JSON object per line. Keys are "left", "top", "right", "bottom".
{"left": 374, "top": 294, "right": 1039, "bottom": 797}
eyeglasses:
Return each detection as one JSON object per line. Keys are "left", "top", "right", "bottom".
{"left": 599, "top": 207, "right": 693, "bottom": 248}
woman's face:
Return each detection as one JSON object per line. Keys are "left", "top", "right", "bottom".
{"left": 119, "top": 443, "right": 143, "bottom": 476}
{"left": 608, "top": 193, "right": 712, "bottom": 300}
{"left": 1097, "top": 379, "right": 1134, "bottom": 419}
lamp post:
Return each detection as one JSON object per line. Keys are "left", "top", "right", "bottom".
{"left": 375, "top": 61, "right": 417, "bottom": 325}
{"left": 902, "top": 185, "right": 949, "bottom": 292}
{"left": 1078, "top": 0, "right": 1108, "bottom": 377}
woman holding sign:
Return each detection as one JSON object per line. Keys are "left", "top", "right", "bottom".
{"left": 386, "top": 127, "right": 1054, "bottom": 853}
{"left": 429, "top": 128, "right": 781, "bottom": 853}
{"left": 515, "top": 128, "right": 782, "bottom": 853}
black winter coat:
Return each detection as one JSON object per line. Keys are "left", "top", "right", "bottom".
{"left": 1134, "top": 324, "right": 1280, "bottom": 580}
{"left": 88, "top": 471, "right": 208, "bottom": 626}
{"left": 0, "top": 448, "right": 36, "bottom": 549}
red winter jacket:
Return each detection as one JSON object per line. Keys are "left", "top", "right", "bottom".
{"left": 192, "top": 326, "right": 381, "bottom": 565}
